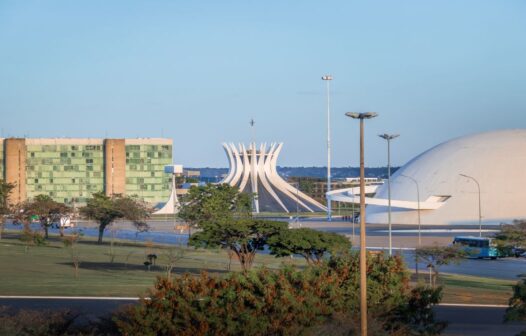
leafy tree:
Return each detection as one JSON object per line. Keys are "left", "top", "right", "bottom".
{"left": 496, "top": 220, "right": 526, "bottom": 255}
{"left": 190, "top": 218, "right": 286, "bottom": 272}
{"left": 268, "top": 227, "right": 350, "bottom": 265}
{"left": 80, "top": 192, "right": 152, "bottom": 244}
{"left": 415, "top": 245, "right": 466, "bottom": 287}
{"left": 181, "top": 184, "right": 286, "bottom": 271}
{"left": 22, "top": 195, "right": 70, "bottom": 239}
{"left": 505, "top": 278, "right": 526, "bottom": 322}
{"left": 0, "top": 180, "right": 15, "bottom": 240}
{"left": 179, "top": 183, "right": 251, "bottom": 225}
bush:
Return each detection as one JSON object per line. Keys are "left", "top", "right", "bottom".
{"left": 115, "top": 252, "right": 445, "bottom": 336}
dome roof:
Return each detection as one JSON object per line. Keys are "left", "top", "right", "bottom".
{"left": 366, "top": 129, "right": 526, "bottom": 225}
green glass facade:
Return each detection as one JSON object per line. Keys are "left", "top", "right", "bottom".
{"left": 125, "top": 144, "right": 172, "bottom": 204}
{"left": 26, "top": 144, "right": 104, "bottom": 205}
{"left": 2, "top": 138, "right": 172, "bottom": 206}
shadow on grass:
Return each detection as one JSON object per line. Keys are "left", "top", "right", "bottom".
{"left": 57, "top": 261, "right": 228, "bottom": 275}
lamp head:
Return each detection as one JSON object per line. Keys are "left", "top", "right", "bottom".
{"left": 321, "top": 75, "right": 333, "bottom": 80}
{"left": 379, "top": 133, "right": 400, "bottom": 140}
{"left": 345, "top": 112, "right": 378, "bottom": 119}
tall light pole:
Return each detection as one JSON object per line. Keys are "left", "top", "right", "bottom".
{"left": 345, "top": 111, "right": 378, "bottom": 336}
{"left": 459, "top": 173, "right": 482, "bottom": 237}
{"left": 379, "top": 133, "right": 399, "bottom": 256}
{"left": 322, "top": 75, "right": 333, "bottom": 221}
{"left": 400, "top": 174, "right": 421, "bottom": 246}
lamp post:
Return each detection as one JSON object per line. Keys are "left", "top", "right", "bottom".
{"left": 459, "top": 173, "right": 482, "bottom": 237}
{"left": 379, "top": 133, "right": 399, "bottom": 256}
{"left": 400, "top": 174, "right": 421, "bottom": 246}
{"left": 345, "top": 111, "right": 378, "bottom": 336}
{"left": 322, "top": 75, "right": 333, "bottom": 221}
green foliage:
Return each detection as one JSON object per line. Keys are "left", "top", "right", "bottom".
{"left": 19, "top": 223, "right": 46, "bottom": 252}
{"left": 505, "top": 279, "right": 526, "bottom": 322}
{"left": 0, "top": 179, "right": 15, "bottom": 215}
{"left": 268, "top": 227, "right": 350, "bottom": 265}
{"left": 178, "top": 183, "right": 252, "bottom": 225}
{"left": 496, "top": 220, "right": 526, "bottom": 253}
{"left": 190, "top": 218, "right": 287, "bottom": 272}
{"left": 0, "top": 306, "right": 76, "bottom": 336}
{"left": 0, "top": 179, "right": 15, "bottom": 240}
{"left": 115, "top": 253, "right": 446, "bottom": 336}
{"left": 415, "top": 245, "right": 466, "bottom": 287}
{"left": 80, "top": 192, "right": 152, "bottom": 244}
{"left": 391, "top": 286, "right": 447, "bottom": 335}
{"left": 21, "top": 194, "right": 70, "bottom": 239}
{"left": 181, "top": 184, "right": 285, "bottom": 271}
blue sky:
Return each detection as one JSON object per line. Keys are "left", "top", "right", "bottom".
{"left": 1, "top": 1, "right": 525, "bottom": 167}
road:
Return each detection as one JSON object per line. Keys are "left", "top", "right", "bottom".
{"left": 0, "top": 298, "right": 524, "bottom": 335}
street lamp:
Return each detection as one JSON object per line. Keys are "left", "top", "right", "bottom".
{"left": 400, "top": 174, "right": 421, "bottom": 246}
{"left": 345, "top": 111, "right": 378, "bottom": 336}
{"left": 459, "top": 173, "right": 482, "bottom": 237}
{"left": 379, "top": 133, "right": 399, "bottom": 256}
{"left": 322, "top": 75, "right": 333, "bottom": 221}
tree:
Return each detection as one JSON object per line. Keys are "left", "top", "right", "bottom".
{"left": 190, "top": 218, "right": 286, "bottom": 272}
{"left": 80, "top": 192, "right": 152, "bottom": 244}
{"left": 415, "top": 245, "right": 466, "bottom": 287}
{"left": 22, "top": 195, "right": 70, "bottom": 239}
{"left": 0, "top": 180, "right": 15, "bottom": 240}
{"left": 495, "top": 220, "right": 526, "bottom": 255}
{"left": 505, "top": 278, "right": 526, "bottom": 322}
{"left": 268, "top": 227, "right": 350, "bottom": 265}
{"left": 180, "top": 184, "right": 286, "bottom": 271}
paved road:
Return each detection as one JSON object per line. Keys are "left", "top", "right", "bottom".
{"left": 0, "top": 298, "right": 524, "bottom": 335}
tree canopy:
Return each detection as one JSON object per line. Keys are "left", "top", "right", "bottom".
{"left": 80, "top": 192, "right": 152, "bottom": 244}
{"left": 495, "top": 220, "right": 526, "bottom": 252}
{"left": 22, "top": 194, "right": 70, "bottom": 238}
{"left": 0, "top": 180, "right": 15, "bottom": 239}
{"left": 268, "top": 227, "right": 350, "bottom": 265}
{"left": 180, "top": 184, "right": 287, "bottom": 271}
{"left": 415, "top": 245, "right": 466, "bottom": 286}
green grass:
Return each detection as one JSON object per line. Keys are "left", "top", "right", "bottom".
{"left": 0, "top": 231, "right": 518, "bottom": 304}
{"left": 413, "top": 272, "right": 516, "bottom": 305}
{"left": 0, "top": 232, "right": 302, "bottom": 297}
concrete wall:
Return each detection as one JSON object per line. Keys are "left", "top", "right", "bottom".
{"left": 4, "top": 138, "right": 26, "bottom": 205}
{"left": 104, "top": 139, "right": 126, "bottom": 196}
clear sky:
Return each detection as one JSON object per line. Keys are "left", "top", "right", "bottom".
{"left": 1, "top": 1, "right": 525, "bottom": 168}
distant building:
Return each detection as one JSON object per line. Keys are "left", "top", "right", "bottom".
{"left": 1, "top": 138, "right": 172, "bottom": 206}
{"left": 287, "top": 176, "right": 383, "bottom": 204}
{"left": 220, "top": 142, "right": 327, "bottom": 213}
{"left": 330, "top": 130, "right": 526, "bottom": 225}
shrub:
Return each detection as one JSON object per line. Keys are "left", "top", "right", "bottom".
{"left": 115, "top": 252, "right": 445, "bottom": 336}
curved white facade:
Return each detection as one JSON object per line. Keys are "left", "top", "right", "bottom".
{"left": 365, "top": 129, "right": 526, "bottom": 225}
{"left": 221, "top": 143, "right": 327, "bottom": 213}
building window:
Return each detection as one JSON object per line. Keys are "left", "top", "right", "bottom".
{"left": 72, "top": 178, "right": 76, "bottom": 183}
{"left": 34, "top": 179, "right": 38, "bottom": 184}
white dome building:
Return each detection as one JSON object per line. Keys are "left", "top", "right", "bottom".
{"left": 364, "top": 129, "right": 526, "bottom": 225}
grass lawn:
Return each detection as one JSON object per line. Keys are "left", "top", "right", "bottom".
{"left": 0, "top": 231, "right": 518, "bottom": 305}
{"left": 411, "top": 272, "right": 516, "bottom": 305}
{"left": 0, "top": 232, "right": 301, "bottom": 297}
{"left": 438, "top": 273, "right": 516, "bottom": 305}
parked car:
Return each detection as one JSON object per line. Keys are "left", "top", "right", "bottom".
{"left": 512, "top": 247, "right": 526, "bottom": 258}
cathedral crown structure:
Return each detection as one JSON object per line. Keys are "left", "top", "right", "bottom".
{"left": 220, "top": 142, "right": 327, "bottom": 213}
